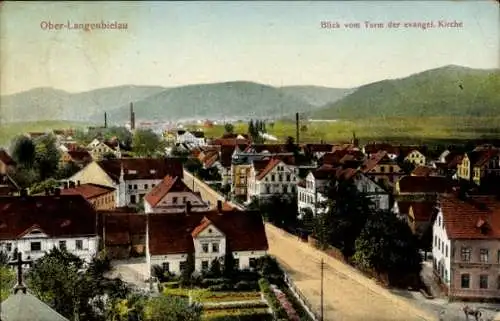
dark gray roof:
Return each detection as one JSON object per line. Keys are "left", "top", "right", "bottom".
{"left": 1, "top": 291, "right": 69, "bottom": 321}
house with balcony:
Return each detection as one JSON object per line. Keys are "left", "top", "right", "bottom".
{"left": 144, "top": 175, "right": 210, "bottom": 214}
{"left": 0, "top": 191, "right": 99, "bottom": 263}
{"left": 68, "top": 158, "right": 183, "bottom": 207}
{"left": 146, "top": 201, "right": 268, "bottom": 276}
{"left": 432, "top": 194, "right": 500, "bottom": 300}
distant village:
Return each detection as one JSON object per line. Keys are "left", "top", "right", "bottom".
{"left": 1, "top": 104, "right": 500, "bottom": 321}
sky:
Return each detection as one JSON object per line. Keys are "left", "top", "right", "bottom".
{"left": 0, "top": 1, "right": 498, "bottom": 95}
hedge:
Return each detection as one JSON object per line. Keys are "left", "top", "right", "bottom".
{"left": 203, "top": 313, "right": 273, "bottom": 321}
{"left": 258, "top": 278, "right": 288, "bottom": 319}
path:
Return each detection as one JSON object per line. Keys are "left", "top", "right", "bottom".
{"left": 265, "top": 223, "right": 438, "bottom": 321}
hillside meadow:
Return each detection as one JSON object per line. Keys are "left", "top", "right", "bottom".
{"left": 199, "top": 117, "right": 500, "bottom": 145}
{"left": 0, "top": 120, "right": 93, "bottom": 148}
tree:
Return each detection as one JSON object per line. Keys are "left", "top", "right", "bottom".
{"left": 144, "top": 296, "right": 202, "bottom": 321}
{"left": 259, "top": 194, "right": 299, "bottom": 229}
{"left": 224, "top": 123, "right": 234, "bottom": 134}
{"left": 27, "top": 248, "right": 130, "bottom": 320}
{"left": 0, "top": 251, "right": 15, "bottom": 301}
{"left": 353, "top": 210, "right": 422, "bottom": 283}
{"left": 180, "top": 252, "right": 195, "bottom": 286}
{"left": 317, "top": 179, "right": 375, "bottom": 257}
{"left": 132, "top": 129, "right": 164, "bottom": 157}
{"left": 29, "top": 178, "right": 61, "bottom": 195}
{"left": 206, "top": 258, "right": 222, "bottom": 278}
{"left": 104, "top": 126, "right": 133, "bottom": 150}
{"left": 223, "top": 249, "right": 236, "bottom": 278}
{"left": 33, "top": 134, "right": 61, "bottom": 180}
{"left": 7, "top": 165, "right": 38, "bottom": 188}
{"left": 10, "top": 135, "right": 36, "bottom": 167}
{"left": 56, "top": 161, "right": 81, "bottom": 179}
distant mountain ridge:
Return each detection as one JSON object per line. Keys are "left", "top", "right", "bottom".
{"left": 0, "top": 82, "right": 350, "bottom": 123}
{"left": 312, "top": 65, "right": 500, "bottom": 119}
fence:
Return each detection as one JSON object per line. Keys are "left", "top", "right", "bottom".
{"left": 283, "top": 271, "right": 321, "bottom": 321}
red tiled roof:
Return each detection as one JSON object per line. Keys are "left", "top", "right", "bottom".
{"left": 191, "top": 216, "right": 213, "bottom": 237}
{"left": 0, "top": 195, "right": 97, "bottom": 239}
{"left": 97, "top": 158, "right": 183, "bottom": 182}
{"left": 411, "top": 166, "right": 440, "bottom": 177}
{"left": 67, "top": 150, "right": 92, "bottom": 162}
{"left": 410, "top": 201, "right": 437, "bottom": 222}
{"left": 311, "top": 165, "right": 337, "bottom": 180}
{"left": 360, "top": 151, "right": 390, "bottom": 173}
{"left": 398, "top": 176, "right": 456, "bottom": 194}
{"left": 144, "top": 175, "right": 191, "bottom": 207}
{"left": 211, "top": 138, "right": 251, "bottom": 147}
{"left": 440, "top": 195, "right": 500, "bottom": 239}
{"left": 473, "top": 149, "right": 500, "bottom": 167}
{"left": 334, "top": 167, "right": 358, "bottom": 181}
{"left": 322, "top": 150, "right": 365, "bottom": 166}
{"left": 60, "top": 183, "right": 115, "bottom": 200}
{"left": 201, "top": 151, "right": 219, "bottom": 168}
{"left": 256, "top": 158, "right": 282, "bottom": 181}
{"left": 364, "top": 143, "right": 398, "bottom": 155}
{"left": 303, "top": 144, "right": 334, "bottom": 153}
{"left": 244, "top": 144, "right": 288, "bottom": 154}
{"left": 101, "top": 212, "right": 146, "bottom": 245}
{"left": 0, "top": 149, "right": 16, "bottom": 167}
{"left": 148, "top": 210, "right": 268, "bottom": 255}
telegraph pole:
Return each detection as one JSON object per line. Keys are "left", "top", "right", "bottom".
{"left": 320, "top": 258, "right": 324, "bottom": 321}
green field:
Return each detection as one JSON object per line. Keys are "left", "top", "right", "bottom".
{"left": 199, "top": 116, "right": 500, "bottom": 146}
{"left": 0, "top": 120, "right": 94, "bottom": 148}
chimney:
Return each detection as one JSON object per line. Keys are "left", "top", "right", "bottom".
{"left": 217, "top": 200, "right": 223, "bottom": 213}
{"left": 295, "top": 112, "right": 300, "bottom": 145}
{"left": 104, "top": 112, "right": 108, "bottom": 128}
{"left": 63, "top": 181, "right": 69, "bottom": 189}
{"left": 130, "top": 102, "right": 135, "bottom": 130}
{"left": 185, "top": 201, "right": 192, "bottom": 215}
{"left": 54, "top": 188, "right": 61, "bottom": 196}
{"left": 77, "top": 180, "right": 81, "bottom": 186}
{"left": 69, "top": 181, "right": 76, "bottom": 188}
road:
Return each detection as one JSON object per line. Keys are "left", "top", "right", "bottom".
{"left": 265, "top": 223, "right": 438, "bottom": 321}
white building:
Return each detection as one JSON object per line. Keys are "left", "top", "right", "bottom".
{"left": 432, "top": 194, "right": 500, "bottom": 300}
{"left": 247, "top": 158, "right": 298, "bottom": 202}
{"left": 298, "top": 165, "right": 390, "bottom": 216}
{"left": 68, "top": 158, "right": 183, "bottom": 207}
{"left": 146, "top": 201, "right": 268, "bottom": 276}
{"left": 86, "top": 139, "right": 122, "bottom": 161}
{"left": 0, "top": 193, "right": 99, "bottom": 263}
{"left": 176, "top": 130, "right": 206, "bottom": 147}
{"left": 144, "top": 175, "right": 210, "bottom": 214}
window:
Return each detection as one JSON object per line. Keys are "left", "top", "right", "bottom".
{"left": 182, "top": 196, "right": 187, "bottom": 204}
{"left": 75, "top": 240, "right": 83, "bottom": 250}
{"left": 172, "top": 197, "right": 178, "bottom": 204}
{"left": 202, "top": 243, "right": 209, "bottom": 253}
{"left": 445, "top": 245, "right": 448, "bottom": 258}
{"left": 128, "top": 184, "right": 132, "bottom": 190}
{"left": 434, "top": 235, "right": 437, "bottom": 247}
{"left": 461, "top": 274, "right": 470, "bottom": 288}
{"left": 461, "top": 247, "right": 471, "bottom": 262}
{"left": 234, "top": 258, "right": 240, "bottom": 269}
{"left": 212, "top": 243, "right": 219, "bottom": 253}
{"left": 438, "top": 216, "right": 441, "bottom": 227}
{"left": 498, "top": 250, "right": 500, "bottom": 264}
{"left": 152, "top": 184, "right": 155, "bottom": 187}
{"left": 5, "top": 243, "right": 11, "bottom": 252}
{"left": 271, "top": 175, "right": 275, "bottom": 182}
{"left": 134, "top": 184, "right": 138, "bottom": 190}
{"left": 479, "top": 275, "right": 488, "bottom": 289}
{"left": 480, "top": 249, "right": 489, "bottom": 263}
{"left": 144, "top": 184, "right": 148, "bottom": 189}
{"left": 179, "top": 261, "right": 187, "bottom": 272}
{"left": 201, "top": 261, "right": 209, "bottom": 270}
{"left": 30, "top": 242, "right": 41, "bottom": 252}
{"left": 249, "top": 258, "right": 257, "bottom": 268}
{"left": 438, "top": 240, "right": 441, "bottom": 251}
{"left": 162, "top": 262, "right": 170, "bottom": 272}
{"left": 59, "top": 240, "right": 66, "bottom": 250}
{"left": 380, "top": 166, "right": 385, "bottom": 173}
{"left": 130, "top": 195, "right": 137, "bottom": 204}
{"left": 286, "top": 174, "right": 291, "bottom": 181}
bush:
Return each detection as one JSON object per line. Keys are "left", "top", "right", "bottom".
{"left": 201, "top": 278, "right": 231, "bottom": 287}
{"left": 233, "top": 281, "right": 258, "bottom": 291}
{"left": 163, "top": 281, "right": 179, "bottom": 289}
{"left": 209, "top": 283, "right": 233, "bottom": 292}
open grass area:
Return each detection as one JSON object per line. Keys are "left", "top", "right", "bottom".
{"left": 197, "top": 116, "right": 500, "bottom": 146}
{"left": 0, "top": 120, "right": 94, "bottom": 148}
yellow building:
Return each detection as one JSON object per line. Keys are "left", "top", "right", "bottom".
{"left": 404, "top": 150, "right": 426, "bottom": 166}
{"left": 231, "top": 164, "right": 252, "bottom": 197}
{"left": 61, "top": 182, "right": 116, "bottom": 210}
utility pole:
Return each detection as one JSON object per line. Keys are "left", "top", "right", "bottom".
{"left": 320, "top": 258, "right": 324, "bottom": 321}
